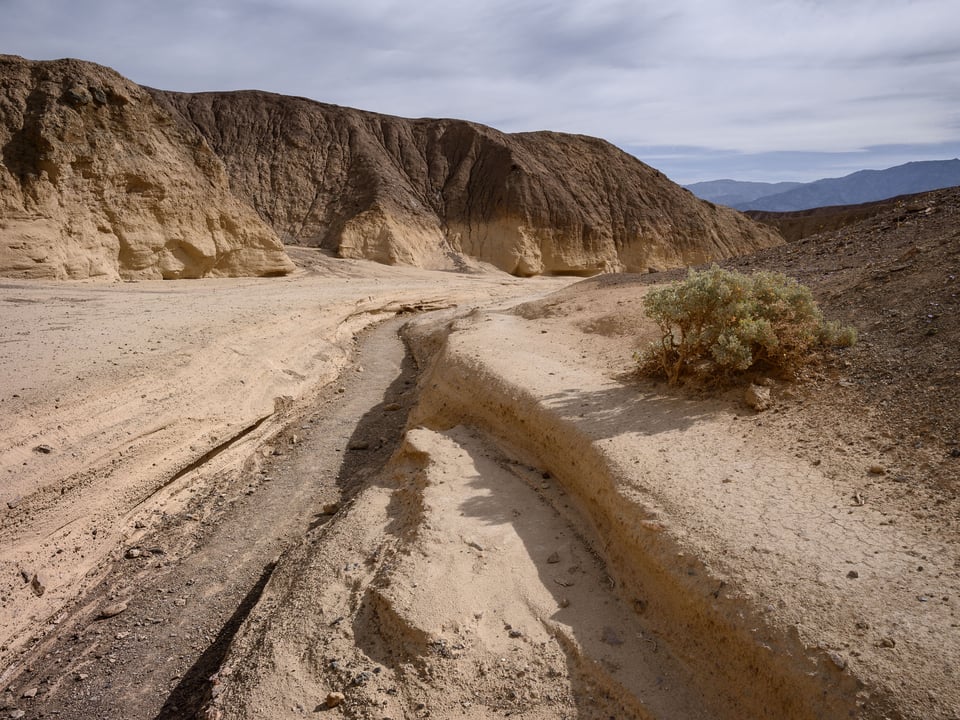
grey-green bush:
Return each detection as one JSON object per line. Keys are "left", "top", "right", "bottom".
{"left": 637, "top": 265, "right": 856, "bottom": 384}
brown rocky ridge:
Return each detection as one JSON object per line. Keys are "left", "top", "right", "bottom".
{"left": 150, "top": 88, "right": 782, "bottom": 275}
{"left": 0, "top": 55, "right": 294, "bottom": 280}
{"left": 1, "top": 55, "right": 782, "bottom": 281}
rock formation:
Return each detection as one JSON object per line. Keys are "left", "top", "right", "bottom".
{"left": 0, "top": 55, "right": 293, "bottom": 280}
{"left": 152, "top": 90, "right": 783, "bottom": 275}
{"left": 0, "top": 54, "right": 781, "bottom": 280}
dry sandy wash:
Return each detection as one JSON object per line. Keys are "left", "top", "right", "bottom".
{"left": 0, "top": 249, "right": 958, "bottom": 720}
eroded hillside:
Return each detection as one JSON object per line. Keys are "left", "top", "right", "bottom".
{"left": 0, "top": 56, "right": 293, "bottom": 280}
{"left": 151, "top": 89, "right": 782, "bottom": 276}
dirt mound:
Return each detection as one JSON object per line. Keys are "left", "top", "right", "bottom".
{"left": 0, "top": 55, "right": 293, "bottom": 280}
{"left": 151, "top": 89, "right": 782, "bottom": 276}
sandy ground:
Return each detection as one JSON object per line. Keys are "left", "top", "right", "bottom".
{"left": 0, "top": 250, "right": 563, "bottom": 671}
{"left": 1, "top": 250, "right": 958, "bottom": 719}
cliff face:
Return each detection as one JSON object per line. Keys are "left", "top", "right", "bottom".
{"left": 0, "top": 56, "right": 293, "bottom": 280}
{"left": 152, "top": 90, "right": 782, "bottom": 276}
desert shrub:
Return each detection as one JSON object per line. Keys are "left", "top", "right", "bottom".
{"left": 637, "top": 265, "right": 857, "bottom": 384}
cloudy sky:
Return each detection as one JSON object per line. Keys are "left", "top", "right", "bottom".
{"left": 3, "top": 0, "right": 959, "bottom": 183}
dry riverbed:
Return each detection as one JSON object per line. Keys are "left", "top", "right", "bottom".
{"left": 1, "top": 249, "right": 957, "bottom": 719}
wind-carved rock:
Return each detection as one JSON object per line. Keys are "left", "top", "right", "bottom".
{"left": 0, "top": 55, "right": 293, "bottom": 280}
{"left": 152, "top": 90, "right": 783, "bottom": 276}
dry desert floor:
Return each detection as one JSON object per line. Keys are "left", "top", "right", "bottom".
{"left": 0, "top": 247, "right": 957, "bottom": 720}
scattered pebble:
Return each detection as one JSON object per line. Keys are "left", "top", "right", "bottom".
{"left": 347, "top": 440, "right": 369, "bottom": 451}
{"left": 878, "top": 637, "right": 896, "bottom": 648}
{"left": 6, "top": 496, "right": 22, "bottom": 510}
{"left": 827, "top": 652, "right": 847, "bottom": 670}
{"left": 33, "top": 444, "right": 53, "bottom": 454}
{"left": 125, "top": 548, "right": 142, "bottom": 559}
{"left": 744, "top": 385, "right": 772, "bottom": 412}
{"left": 546, "top": 552, "right": 560, "bottom": 564}
{"left": 324, "top": 691, "right": 345, "bottom": 709}
{"left": 20, "top": 689, "right": 37, "bottom": 700}
{"left": 868, "top": 465, "right": 886, "bottom": 475}
{"left": 98, "top": 602, "right": 128, "bottom": 619}
{"left": 30, "top": 574, "right": 46, "bottom": 597}
{"left": 508, "top": 629, "right": 523, "bottom": 639}
{"left": 601, "top": 626, "right": 624, "bottom": 646}
{"left": 383, "top": 402, "right": 402, "bottom": 412}
{"left": 846, "top": 570, "right": 859, "bottom": 579}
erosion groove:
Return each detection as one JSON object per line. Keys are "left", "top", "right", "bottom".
{"left": 127, "top": 410, "right": 274, "bottom": 514}
{"left": 402, "top": 312, "right": 858, "bottom": 720}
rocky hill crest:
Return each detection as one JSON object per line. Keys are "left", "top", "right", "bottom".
{"left": 1, "top": 55, "right": 781, "bottom": 280}
{"left": 0, "top": 55, "right": 293, "bottom": 280}
{"left": 153, "top": 89, "right": 782, "bottom": 275}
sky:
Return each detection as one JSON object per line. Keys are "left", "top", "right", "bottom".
{"left": 3, "top": 0, "right": 960, "bottom": 184}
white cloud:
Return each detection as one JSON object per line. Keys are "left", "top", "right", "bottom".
{"left": 2, "top": 0, "right": 958, "bottom": 181}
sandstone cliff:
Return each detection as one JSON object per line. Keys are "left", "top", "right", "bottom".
{"left": 0, "top": 56, "right": 293, "bottom": 280}
{"left": 152, "top": 90, "right": 782, "bottom": 275}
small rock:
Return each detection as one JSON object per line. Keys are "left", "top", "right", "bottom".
{"left": 546, "top": 552, "right": 560, "bottom": 564}
{"left": 827, "top": 652, "right": 847, "bottom": 670}
{"left": 9, "top": 710, "right": 25, "bottom": 719}
{"left": 75, "top": 673, "right": 88, "bottom": 681}
{"left": 383, "top": 402, "right": 402, "bottom": 412}
{"left": 347, "top": 440, "right": 369, "bottom": 451}
{"left": 558, "top": 598, "right": 570, "bottom": 608}
{"left": 324, "top": 691, "right": 345, "bottom": 709}
{"left": 321, "top": 502, "right": 340, "bottom": 515}
{"left": 508, "top": 629, "right": 523, "bottom": 639}
{"left": 744, "top": 384, "right": 772, "bottom": 412}
{"left": 601, "top": 626, "right": 624, "bottom": 646}
{"left": 950, "top": 448, "right": 960, "bottom": 458}
{"left": 19, "top": 568, "right": 31, "bottom": 584}
{"left": 878, "top": 637, "right": 896, "bottom": 648}
{"left": 133, "top": 520, "right": 146, "bottom": 529}
{"left": 98, "top": 601, "right": 128, "bottom": 619}
{"left": 33, "top": 444, "right": 53, "bottom": 454}
{"left": 846, "top": 570, "right": 859, "bottom": 579}
{"left": 20, "top": 689, "right": 37, "bottom": 699}
{"left": 125, "top": 548, "right": 142, "bottom": 559}
{"left": 868, "top": 465, "right": 886, "bottom": 475}
{"left": 30, "top": 574, "right": 46, "bottom": 597}
{"left": 6, "top": 496, "right": 22, "bottom": 510}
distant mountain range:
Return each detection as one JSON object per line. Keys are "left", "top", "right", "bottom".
{"left": 686, "top": 159, "right": 960, "bottom": 211}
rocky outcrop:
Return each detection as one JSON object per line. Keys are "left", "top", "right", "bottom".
{"left": 152, "top": 90, "right": 783, "bottom": 276}
{"left": 0, "top": 54, "right": 779, "bottom": 280}
{"left": 0, "top": 55, "right": 293, "bottom": 280}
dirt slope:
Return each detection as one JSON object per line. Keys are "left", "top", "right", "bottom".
{"left": 151, "top": 89, "right": 782, "bottom": 276}
{"left": 0, "top": 55, "right": 293, "bottom": 280}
